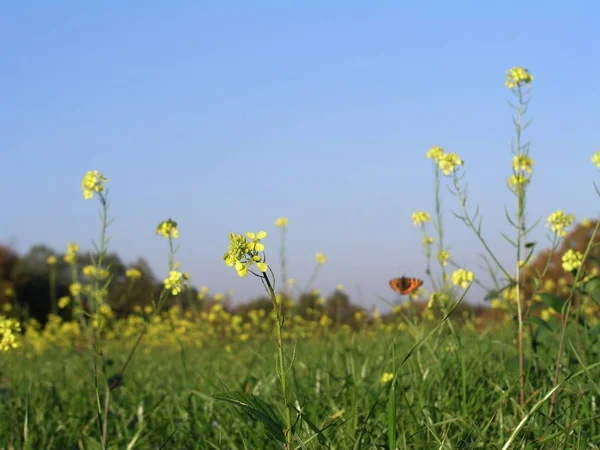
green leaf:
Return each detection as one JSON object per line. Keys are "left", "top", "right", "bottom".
{"left": 213, "top": 390, "right": 286, "bottom": 444}
{"left": 581, "top": 276, "right": 600, "bottom": 304}
{"left": 538, "top": 293, "right": 565, "bottom": 312}
{"left": 525, "top": 316, "right": 554, "bottom": 333}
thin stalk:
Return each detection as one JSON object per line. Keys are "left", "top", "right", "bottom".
{"left": 263, "top": 272, "right": 292, "bottom": 445}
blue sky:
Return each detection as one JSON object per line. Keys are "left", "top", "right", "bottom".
{"left": 2, "top": 1, "right": 599, "bottom": 310}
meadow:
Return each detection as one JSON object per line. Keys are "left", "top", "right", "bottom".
{"left": 1, "top": 67, "right": 600, "bottom": 449}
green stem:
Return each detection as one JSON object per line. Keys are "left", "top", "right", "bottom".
{"left": 263, "top": 272, "right": 292, "bottom": 444}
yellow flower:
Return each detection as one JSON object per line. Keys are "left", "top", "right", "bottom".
{"left": 591, "top": 150, "right": 600, "bottom": 169}
{"left": 380, "top": 372, "right": 394, "bottom": 384}
{"left": 545, "top": 210, "right": 575, "bottom": 237}
{"left": 2, "top": 303, "right": 12, "bottom": 312}
{"left": 246, "top": 231, "right": 267, "bottom": 252}
{"left": 422, "top": 236, "right": 434, "bottom": 246}
{"left": 81, "top": 170, "right": 108, "bottom": 200}
{"left": 562, "top": 249, "right": 583, "bottom": 272}
{"left": 505, "top": 67, "right": 534, "bottom": 89}
{"left": 319, "top": 314, "right": 332, "bottom": 327}
{"left": 0, "top": 316, "right": 21, "bottom": 352}
{"left": 354, "top": 311, "right": 364, "bottom": 321}
{"left": 64, "top": 242, "right": 79, "bottom": 264}
{"left": 47, "top": 256, "right": 57, "bottom": 265}
{"left": 156, "top": 218, "right": 179, "bottom": 239}
{"left": 513, "top": 154, "right": 534, "bottom": 174}
{"left": 426, "top": 146, "right": 444, "bottom": 163}
{"left": 437, "top": 251, "right": 450, "bottom": 266}
{"left": 3, "top": 287, "right": 14, "bottom": 298}
{"left": 58, "top": 296, "right": 71, "bottom": 309}
{"left": 164, "top": 270, "right": 186, "bottom": 295}
{"left": 315, "top": 252, "right": 326, "bottom": 265}
{"left": 287, "top": 278, "right": 295, "bottom": 286}
{"left": 451, "top": 269, "right": 474, "bottom": 289}
{"left": 69, "top": 282, "right": 82, "bottom": 297}
{"left": 125, "top": 268, "right": 142, "bottom": 280}
{"left": 411, "top": 211, "right": 431, "bottom": 226}
{"left": 437, "top": 152, "right": 464, "bottom": 176}
{"left": 507, "top": 174, "right": 530, "bottom": 193}
{"left": 336, "top": 284, "right": 344, "bottom": 291}
{"left": 275, "top": 217, "right": 289, "bottom": 228}
{"left": 214, "top": 293, "right": 224, "bottom": 302}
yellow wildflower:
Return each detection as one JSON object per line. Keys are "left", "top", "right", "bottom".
{"left": 591, "top": 150, "right": 600, "bottom": 169}
{"left": 47, "top": 256, "right": 57, "bottom": 265}
{"left": 315, "top": 252, "right": 326, "bottom": 265}
{"left": 126, "top": 268, "right": 142, "bottom": 280}
{"left": 411, "top": 211, "right": 431, "bottom": 226}
{"left": 546, "top": 210, "right": 575, "bottom": 237}
{"left": 452, "top": 269, "right": 474, "bottom": 289}
{"left": 81, "top": 170, "right": 108, "bottom": 200}
{"left": 513, "top": 154, "right": 534, "bottom": 174}
{"left": 275, "top": 217, "right": 289, "bottom": 228}
{"left": 505, "top": 67, "right": 534, "bottom": 89}
{"left": 437, "top": 251, "right": 450, "bottom": 266}
{"left": 426, "top": 146, "right": 444, "bottom": 163}
{"left": 164, "top": 270, "right": 186, "bottom": 295}
{"left": 58, "top": 296, "right": 70, "bottom": 309}
{"left": 156, "top": 219, "right": 179, "bottom": 239}
{"left": 562, "top": 249, "right": 583, "bottom": 272}
{"left": 380, "top": 372, "right": 394, "bottom": 384}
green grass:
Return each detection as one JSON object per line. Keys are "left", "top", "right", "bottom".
{"left": 2, "top": 322, "right": 599, "bottom": 449}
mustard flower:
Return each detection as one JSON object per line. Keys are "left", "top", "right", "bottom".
{"left": 214, "top": 293, "right": 224, "bottom": 302}
{"left": 246, "top": 231, "right": 267, "bottom": 252}
{"left": 451, "top": 269, "right": 474, "bottom": 289}
{"left": 422, "top": 236, "right": 434, "bottom": 246}
{"left": 58, "top": 296, "right": 70, "bottom": 309}
{"left": 505, "top": 67, "right": 534, "bottom": 89}
{"left": 64, "top": 242, "right": 79, "bottom": 264}
{"left": 437, "top": 250, "right": 450, "bottom": 266}
{"left": 163, "top": 270, "right": 187, "bottom": 295}
{"left": 545, "top": 210, "right": 575, "bottom": 237}
{"left": 3, "top": 287, "right": 14, "bottom": 298}
{"left": 337, "top": 284, "right": 344, "bottom": 291}
{"left": 380, "top": 372, "right": 394, "bottom": 384}
{"left": 315, "top": 252, "right": 326, "bottom": 265}
{"left": 562, "top": 249, "right": 583, "bottom": 272}
{"left": 411, "top": 211, "right": 431, "bottom": 226}
{"left": 507, "top": 174, "right": 530, "bottom": 193}
{"left": 426, "top": 146, "right": 444, "bottom": 163}
{"left": 223, "top": 232, "right": 268, "bottom": 277}
{"left": 69, "top": 282, "right": 82, "bottom": 297}
{"left": 513, "top": 154, "right": 534, "bottom": 174}
{"left": 81, "top": 170, "right": 108, "bottom": 200}
{"left": 591, "top": 150, "right": 600, "bottom": 168}
{"left": 156, "top": 219, "right": 179, "bottom": 239}
{"left": 2, "top": 303, "right": 12, "bottom": 313}
{"left": 275, "top": 217, "right": 289, "bottom": 228}
{"left": 82, "top": 265, "right": 109, "bottom": 280}
{"left": 0, "top": 316, "right": 21, "bottom": 351}
{"left": 125, "top": 268, "right": 142, "bottom": 280}
{"left": 437, "top": 152, "right": 464, "bottom": 176}
{"left": 47, "top": 256, "right": 57, "bottom": 265}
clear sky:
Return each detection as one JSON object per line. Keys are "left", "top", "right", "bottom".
{"left": 2, "top": 1, "right": 599, "bottom": 311}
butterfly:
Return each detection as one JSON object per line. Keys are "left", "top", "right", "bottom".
{"left": 389, "top": 276, "right": 423, "bottom": 295}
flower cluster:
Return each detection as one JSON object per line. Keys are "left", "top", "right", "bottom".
{"left": 223, "top": 231, "right": 269, "bottom": 277}
{"left": 545, "top": 210, "right": 575, "bottom": 237}
{"left": 64, "top": 242, "right": 79, "bottom": 265}
{"left": 451, "top": 268, "right": 474, "bottom": 289}
{"left": 505, "top": 67, "right": 534, "bottom": 89}
{"left": 0, "top": 315, "right": 21, "bottom": 352}
{"left": 156, "top": 219, "right": 179, "bottom": 239}
{"left": 81, "top": 170, "right": 108, "bottom": 200}
{"left": 426, "top": 146, "right": 464, "bottom": 176}
{"left": 411, "top": 211, "right": 431, "bottom": 226}
{"left": 562, "top": 249, "right": 583, "bottom": 272}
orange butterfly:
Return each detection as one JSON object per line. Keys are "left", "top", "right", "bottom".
{"left": 389, "top": 276, "right": 423, "bottom": 295}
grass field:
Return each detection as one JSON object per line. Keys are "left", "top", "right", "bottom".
{"left": 2, "top": 319, "right": 599, "bottom": 450}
